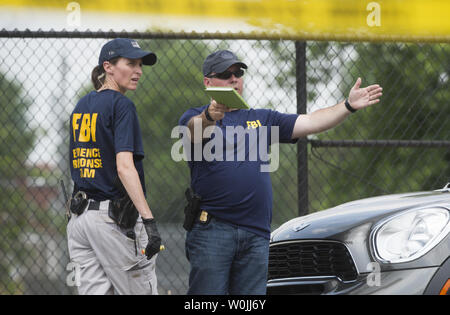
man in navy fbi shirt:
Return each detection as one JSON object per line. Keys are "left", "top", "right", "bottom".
{"left": 179, "top": 50, "right": 383, "bottom": 295}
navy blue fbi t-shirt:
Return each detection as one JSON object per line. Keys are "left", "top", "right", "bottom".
{"left": 179, "top": 105, "right": 298, "bottom": 239}
{"left": 70, "top": 89, "right": 146, "bottom": 201}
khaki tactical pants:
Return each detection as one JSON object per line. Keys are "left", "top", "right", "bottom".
{"left": 67, "top": 201, "right": 158, "bottom": 295}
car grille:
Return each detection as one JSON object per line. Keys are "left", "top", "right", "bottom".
{"left": 268, "top": 241, "right": 358, "bottom": 282}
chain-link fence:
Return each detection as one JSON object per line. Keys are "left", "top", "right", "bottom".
{"left": 0, "top": 30, "right": 449, "bottom": 294}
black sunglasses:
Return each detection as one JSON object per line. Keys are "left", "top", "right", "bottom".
{"left": 207, "top": 69, "right": 245, "bottom": 80}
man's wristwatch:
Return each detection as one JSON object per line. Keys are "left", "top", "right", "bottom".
{"left": 204, "top": 105, "right": 215, "bottom": 122}
{"left": 345, "top": 99, "right": 357, "bottom": 113}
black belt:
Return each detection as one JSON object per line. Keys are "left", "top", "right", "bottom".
{"left": 87, "top": 200, "right": 111, "bottom": 211}
{"left": 69, "top": 194, "right": 110, "bottom": 218}
{"left": 87, "top": 201, "right": 100, "bottom": 211}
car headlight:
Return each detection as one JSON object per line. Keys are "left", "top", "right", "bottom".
{"left": 372, "top": 206, "right": 450, "bottom": 263}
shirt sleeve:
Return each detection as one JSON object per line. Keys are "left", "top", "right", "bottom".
{"left": 113, "top": 97, "right": 145, "bottom": 157}
{"left": 179, "top": 106, "right": 206, "bottom": 126}
{"left": 268, "top": 110, "right": 299, "bottom": 143}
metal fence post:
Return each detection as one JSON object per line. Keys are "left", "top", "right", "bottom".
{"left": 295, "top": 41, "right": 308, "bottom": 217}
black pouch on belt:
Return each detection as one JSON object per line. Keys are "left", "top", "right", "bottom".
{"left": 109, "top": 178, "right": 139, "bottom": 230}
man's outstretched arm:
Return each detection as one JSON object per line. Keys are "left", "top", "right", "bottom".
{"left": 292, "top": 78, "right": 383, "bottom": 139}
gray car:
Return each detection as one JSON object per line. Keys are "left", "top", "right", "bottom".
{"left": 267, "top": 184, "right": 450, "bottom": 295}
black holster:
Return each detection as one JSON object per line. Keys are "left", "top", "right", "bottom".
{"left": 109, "top": 178, "right": 139, "bottom": 230}
{"left": 183, "top": 188, "right": 201, "bottom": 232}
{"left": 70, "top": 191, "right": 88, "bottom": 215}
{"left": 109, "top": 197, "right": 139, "bottom": 230}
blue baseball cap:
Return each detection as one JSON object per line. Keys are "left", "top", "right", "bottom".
{"left": 98, "top": 38, "right": 157, "bottom": 66}
{"left": 202, "top": 50, "right": 247, "bottom": 76}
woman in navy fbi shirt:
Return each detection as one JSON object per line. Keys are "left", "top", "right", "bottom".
{"left": 68, "top": 38, "right": 161, "bottom": 295}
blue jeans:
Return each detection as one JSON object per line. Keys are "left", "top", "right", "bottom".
{"left": 185, "top": 217, "right": 269, "bottom": 295}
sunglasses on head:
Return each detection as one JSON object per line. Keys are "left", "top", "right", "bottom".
{"left": 207, "top": 69, "right": 245, "bottom": 80}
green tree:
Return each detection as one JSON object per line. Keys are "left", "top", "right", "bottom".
{"left": 128, "top": 39, "right": 211, "bottom": 222}
{"left": 0, "top": 72, "right": 35, "bottom": 293}
{"left": 270, "top": 42, "right": 450, "bottom": 212}
{"left": 315, "top": 43, "right": 450, "bottom": 209}
{"left": 277, "top": 42, "right": 450, "bottom": 211}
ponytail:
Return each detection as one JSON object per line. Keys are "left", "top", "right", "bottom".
{"left": 91, "top": 65, "right": 106, "bottom": 90}
{"left": 91, "top": 57, "right": 120, "bottom": 90}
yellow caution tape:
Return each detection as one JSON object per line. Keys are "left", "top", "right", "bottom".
{"left": 2, "top": 0, "right": 450, "bottom": 42}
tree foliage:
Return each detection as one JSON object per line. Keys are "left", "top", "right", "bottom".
{"left": 271, "top": 41, "right": 450, "bottom": 212}
{"left": 128, "top": 39, "right": 211, "bottom": 221}
{"left": 317, "top": 43, "right": 450, "bottom": 209}
{"left": 0, "top": 73, "right": 35, "bottom": 293}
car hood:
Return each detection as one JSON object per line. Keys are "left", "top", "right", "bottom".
{"left": 271, "top": 190, "right": 450, "bottom": 243}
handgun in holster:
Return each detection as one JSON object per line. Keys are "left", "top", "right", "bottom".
{"left": 109, "top": 177, "right": 139, "bottom": 230}
{"left": 183, "top": 188, "right": 201, "bottom": 232}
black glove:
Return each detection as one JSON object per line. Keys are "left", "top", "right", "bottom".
{"left": 142, "top": 218, "right": 162, "bottom": 260}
